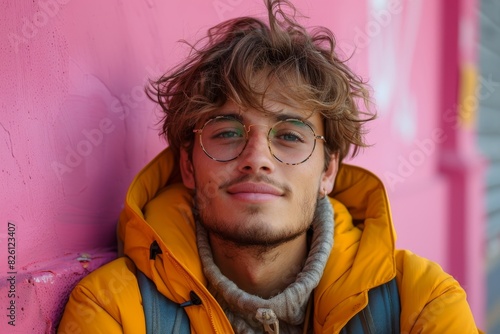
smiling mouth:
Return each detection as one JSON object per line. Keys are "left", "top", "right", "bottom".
{"left": 226, "top": 182, "right": 284, "bottom": 201}
{"left": 227, "top": 182, "right": 283, "bottom": 194}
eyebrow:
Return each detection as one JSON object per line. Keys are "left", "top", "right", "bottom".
{"left": 217, "top": 111, "right": 318, "bottom": 129}
{"left": 275, "top": 113, "right": 319, "bottom": 132}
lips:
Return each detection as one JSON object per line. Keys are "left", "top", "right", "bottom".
{"left": 226, "top": 182, "right": 284, "bottom": 197}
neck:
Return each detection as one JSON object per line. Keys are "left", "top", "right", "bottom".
{"left": 209, "top": 233, "right": 308, "bottom": 298}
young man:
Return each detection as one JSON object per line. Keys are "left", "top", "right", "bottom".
{"left": 59, "top": 0, "right": 482, "bottom": 333}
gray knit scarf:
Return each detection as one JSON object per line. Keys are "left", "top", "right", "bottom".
{"left": 196, "top": 197, "right": 334, "bottom": 334}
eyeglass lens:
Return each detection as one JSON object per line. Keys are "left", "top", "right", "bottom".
{"left": 199, "top": 116, "right": 317, "bottom": 164}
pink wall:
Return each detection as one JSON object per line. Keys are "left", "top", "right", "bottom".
{"left": 0, "top": 0, "right": 484, "bottom": 332}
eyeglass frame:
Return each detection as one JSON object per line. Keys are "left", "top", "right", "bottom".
{"left": 192, "top": 115, "right": 326, "bottom": 165}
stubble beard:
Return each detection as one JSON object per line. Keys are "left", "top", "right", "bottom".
{"left": 193, "top": 187, "right": 319, "bottom": 251}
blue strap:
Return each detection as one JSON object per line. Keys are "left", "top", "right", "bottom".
{"left": 138, "top": 268, "right": 399, "bottom": 334}
{"left": 341, "top": 278, "right": 401, "bottom": 334}
{"left": 137, "top": 270, "right": 191, "bottom": 334}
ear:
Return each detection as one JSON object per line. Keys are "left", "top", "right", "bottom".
{"left": 180, "top": 148, "right": 196, "bottom": 190}
{"left": 320, "top": 153, "right": 339, "bottom": 196}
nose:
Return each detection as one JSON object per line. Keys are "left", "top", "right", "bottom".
{"left": 236, "top": 126, "right": 275, "bottom": 174}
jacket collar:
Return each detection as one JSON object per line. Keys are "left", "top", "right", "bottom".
{"left": 314, "top": 164, "right": 397, "bottom": 323}
{"left": 119, "top": 148, "right": 397, "bottom": 311}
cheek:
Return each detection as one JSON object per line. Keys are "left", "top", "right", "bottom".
{"left": 196, "top": 178, "right": 220, "bottom": 204}
{"left": 283, "top": 169, "right": 310, "bottom": 192}
{"left": 192, "top": 159, "right": 236, "bottom": 196}
{"left": 294, "top": 165, "right": 325, "bottom": 193}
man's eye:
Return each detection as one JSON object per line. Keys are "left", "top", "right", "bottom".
{"left": 210, "top": 128, "right": 244, "bottom": 139}
{"left": 278, "top": 132, "right": 303, "bottom": 142}
{"left": 273, "top": 130, "right": 306, "bottom": 144}
{"left": 216, "top": 130, "right": 242, "bottom": 138}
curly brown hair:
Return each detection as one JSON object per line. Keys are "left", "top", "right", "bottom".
{"left": 147, "top": 0, "right": 374, "bottom": 168}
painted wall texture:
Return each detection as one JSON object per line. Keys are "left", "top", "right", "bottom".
{"left": 0, "top": 0, "right": 485, "bottom": 332}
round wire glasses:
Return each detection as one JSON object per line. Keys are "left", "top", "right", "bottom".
{"left": 193, "top": 115, "right": 326, "bottom": 165}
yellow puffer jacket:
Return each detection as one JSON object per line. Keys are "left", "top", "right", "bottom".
{"left": 59, "top": 148, "right": 482, "bottom": 333}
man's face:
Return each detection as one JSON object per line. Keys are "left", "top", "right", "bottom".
{"left": 180, "top": 100, "right": 338, "bottom": 248}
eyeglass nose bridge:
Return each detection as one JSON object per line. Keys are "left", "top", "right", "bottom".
{"left": 240, "top": 122, "right": 324, "bottom": 165}
{"left": 237, "top": 123, "right": 275, "bottom": 160}
{"left": 242, "top": 123, "right": 271, "bottom": 137}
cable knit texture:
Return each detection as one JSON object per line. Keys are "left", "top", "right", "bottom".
{"left": 196, "top": 197, "right": 334, "bottom": 334}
